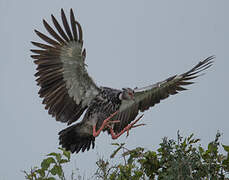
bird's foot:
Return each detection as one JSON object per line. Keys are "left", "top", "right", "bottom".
{"left": 93, "top": 111, "right": 120, "bottom": 137}
{"left": 107, "top": 114, "right": 145, "bottom": 139}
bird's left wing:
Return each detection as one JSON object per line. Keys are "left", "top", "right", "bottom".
{"left": 31, "top": 9, "right": 100, "bottom": 125}
{"left": 113, "top": 56, "right": 214, "bottom": 132}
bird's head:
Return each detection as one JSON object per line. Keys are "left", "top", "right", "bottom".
{"left": 119, "top": 88, "right": 135, "bottom": 100}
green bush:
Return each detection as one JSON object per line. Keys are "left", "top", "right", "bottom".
{"left": 24, "top": 148, "right": 72, "bottom": 180}
{"left": 24, "top": 132, "right": 229, "bottom": 180}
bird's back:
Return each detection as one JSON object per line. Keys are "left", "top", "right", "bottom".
{"left": 82, "top": 87, "right": 122, "bottom": 131}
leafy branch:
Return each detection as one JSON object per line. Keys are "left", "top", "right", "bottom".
{"left": 24, "top": 148, "right": 71, "bottom": 180}
{"left": 24, "top": 132, "right": 229, "bottom": 180}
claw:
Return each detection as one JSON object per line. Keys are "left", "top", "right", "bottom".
{"left": 126, "top": 123, "right": 146, "bottom": 137}
{"left": 108, "top": 114, "right": 145, "bottom": 139}
{"left": 93, "top": 111, "right": 119, "bottom": 137}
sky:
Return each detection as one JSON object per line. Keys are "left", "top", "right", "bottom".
{"left": 1, "top": 0, "right": 229, "bottom": 179}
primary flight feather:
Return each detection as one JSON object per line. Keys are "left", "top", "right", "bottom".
{"left": 31, "top": 9, "right": 214, "bottom": 154}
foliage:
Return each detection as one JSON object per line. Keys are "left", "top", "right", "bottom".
{"left": 95, "top": 132, "right": 229, "bottom": 180}
{"left": 23, "top": 148, "right": 79, "bottom": 180}
{"left": 24, "top": 132, "right": 229, "bottom": 180}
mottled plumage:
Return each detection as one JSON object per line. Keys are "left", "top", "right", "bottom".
{"left": 31, "top": 9, "right": 214, "bottom": 154}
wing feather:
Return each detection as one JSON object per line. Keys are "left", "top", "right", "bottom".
{"left": 43, "top": 19, "right": 66, "bottom": 45}
{"left": 51, "top": 14, "right": 69, "bottom": 42}
{"left": 114, "top": 56, "right": 214, "bottom": 132}
{"left": 31, "top": 41, "right": 55, "bottom": 50}
{"left": 61, "top": 8, "right": 73, "bottom": 41}
{"left": 31, "top": 9, "right": 100, "bottom": 124}
{"left": 34, "top": 30, "right": 60, "bottom": 47}
{"left": 70, "top": 9, "right": 78, "bottom": 41}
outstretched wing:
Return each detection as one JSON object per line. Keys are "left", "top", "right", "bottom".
{"left": 114, "top": 56, "right": 214, "bottom": 132}
{"left": 31, "top": 9, "right": 100, "bottom": 125}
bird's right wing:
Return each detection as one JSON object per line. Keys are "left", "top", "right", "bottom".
{"left": 114, "top": 56, "right": 214, "bottom": 132}
{"left": 31, "top": 9, "right": 100, "bottom": 125}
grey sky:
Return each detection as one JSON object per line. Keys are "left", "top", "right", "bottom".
{"left": 1, "top": 0, "right": 228, "bottom": 179}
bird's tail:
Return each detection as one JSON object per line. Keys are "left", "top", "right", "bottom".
{"left": 58, "top": 124, "right": 95, "bottom": 153}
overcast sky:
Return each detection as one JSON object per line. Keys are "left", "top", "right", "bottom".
{"left": 1, "top": 0, "right": 229, "bottom": 179}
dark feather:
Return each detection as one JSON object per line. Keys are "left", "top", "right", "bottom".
{"left": 51, "top": 14, "right": 69, "bottom": 42}
{"left": 75, "top": 21, "right": 83, "bottom": 42}
{"left": 43, "top": 19, "right": 66, "bottom": 45}
{"left": 34, "top": 30, "right": 60, "bottom": 46}
{"left": 31, "top": 41, "right": 55, "bottom": 50}
{"left": 70, "top": 8, "right": 78, "bottom": 41}
{"left": 61, "top": 9, "right": 73, "bottom": 41}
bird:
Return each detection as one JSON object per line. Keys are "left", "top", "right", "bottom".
{"left": 31, "top": 9, "right": 214, "bottom": 154}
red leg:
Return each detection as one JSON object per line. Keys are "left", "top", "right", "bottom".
{"left": 107, "top": 115, "right": 145, "bottom": 139}
{"left": 93, "top": 111, "right": 119, "bottom": 137}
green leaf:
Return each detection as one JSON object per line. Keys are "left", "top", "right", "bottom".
{"left": 133, "top": 170, "right": 144, "bottom": 178}
{"left": 157, "top": 147, "right": 162, "bottom": 152}
{"left": 110, "top": 143, "right": 125, "bottom": 159}
{"left": 50, "top": 166, "right": 57, "bottom": 175}
{"left": 46, "top": 178, "right": 56, "bottom": 180}
{"left": 193, "top": 138, "right": 200, "bottom": 143}
{"left": 56, "top": 154, "right": 61, "bottom": 162}
{"left": 127, "top": 155, "right": 134, "bottom": 164}
{"left": 41, "top": 157, "right": 56, "bottom": 170}
{"left": 47, "top": 152, "right": 58, "bottom": 157}
{"left": 222, "top": 157, "right": 229, "bottom": 167}
{"left": 50, "top": 165, "right": 63, "bottom": 177}
{"left": 42, "top": 178, "right": 56, "bottom": 180}
{"left": 110, "top": 146, "right": 122, "bottom": 159}
{"left": 47, "top": 152, "right": 61, "bottom": 162}
{"left": 181, "top": 139, "right": 187, "bottom": 149}
{"left": 35, "top": 169, "right": 45, "bottom": 177}
{"left": 222, "top": 144, "right": 229, "bottom": 153}
{"left": 111, "top": 143, "right": 120, "bottom": 146}
{"left": 208, "top": 142, "right": 216, "bottom": 151}
{"left": 60, "top": 159, "right": 69, "bottom": 164}
{"left": 199, "top": 146, "right": 204, "bottom": 153}
{"left": 187, "top": 133, "right": 194, "bottom": 142}
{"left": 63, "top": 150, "right": 71, "bottom": 161}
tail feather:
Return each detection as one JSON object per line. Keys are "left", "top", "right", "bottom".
{"left": 58, "top": 124, "right": 95, "bottom": 153}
